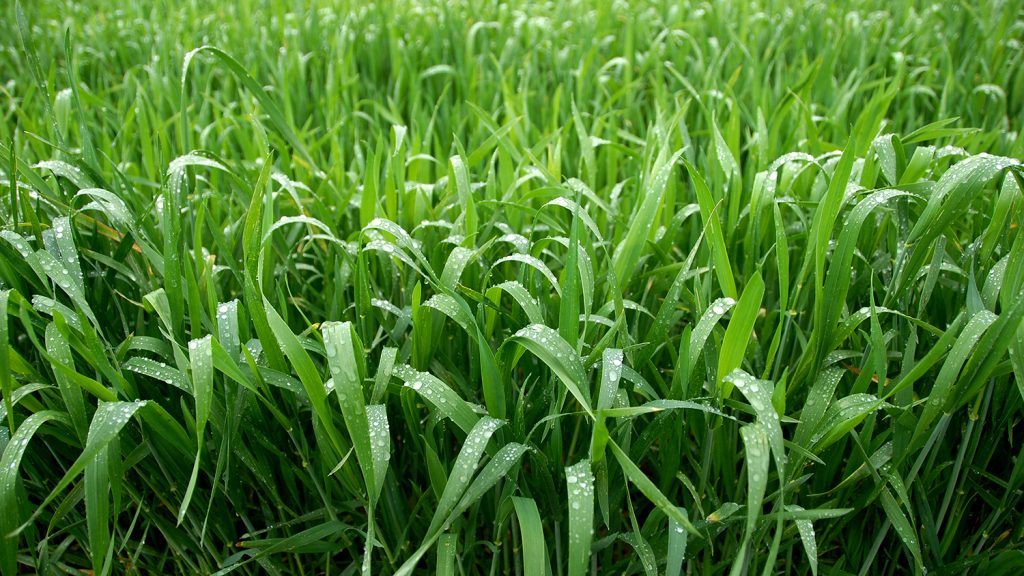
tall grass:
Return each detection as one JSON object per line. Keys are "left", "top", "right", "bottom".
{"left": 1, "top": 0, "right": 1023, "bottom": 574}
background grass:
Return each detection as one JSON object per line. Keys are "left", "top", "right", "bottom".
{"left": 1, "top": 0, "right": 1023, "bottom": 574}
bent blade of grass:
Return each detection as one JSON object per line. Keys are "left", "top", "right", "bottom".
{"left": 263, "top": 301, "right": 336, "bottom": 441}
{"left": 22, "top": 402, "right": 147, "bottom": 535}
{"left": 32, "top": 250, "right": 97, "bottom": 327}
{"left": 645, "top": 235, "right": 706, "bottom": 366}
{"left": 489, "top": 281, "right": 544, "bottom": 325}
{"left": 724, "top": 370, "right": 786, "bottom": 487}
{"left": 951, "top": 284, "right": 1024, "bottom": 410}
{"left": 1, "top": 411, "right": 67, "bottom": 576}
{"left": 396, "top": 442, "right": 527, "bottom": 576}
{"left": 813, "top": 189, "right": 912, "bottom": 368}
{"left": 212, "top": 521, "right": 353, "bottom": 576}
{"left": 794, "top": 367, "right": 845, "bottom": 448}
{"left": 494, "top": 254, "right": 562, "bottom": 297}
{"left": 893, "top": 155, "right": 1020, "bottom": 303}
{"left": 785, "top": 505, "right": 818, "bottom": 576}
{"left": 688, "top": 297, "right": 736, "bottom": 379}
{"left": 451, "top": 442, "right": 527, "bottom": 516}
{"left": 543, "top": 196, "right": 604, "bottom": 246}
{"left": 981, "top": 172, "right": 1020, "bottom": 262}
{"left": 179, "top": 335, "right": 212, "bottom": 525}
{"left": 440, "top": 246, "right": 475, "bottom": 291}
{"left": 504, "top": 324, "right": 591, "bottom": 417}
{"left": 181, "top": 46, "right": 318, "bottom": 172}
{"left": 879, "top": 488, "right": 925, "bottom": 574}
{"left": 44, "top": 322, "right": 86, "bottom": 441}
{"left": 811, "top": 394, "right": 887, "bottom": 452}
{"left": 423, "top": 294, "right": 476, "bottom": 337}
{"left": 910, "top": 310, "right": 997, "bottom": 448}
{"left": 123, "top": 357, "right": 190, "bottom": 392}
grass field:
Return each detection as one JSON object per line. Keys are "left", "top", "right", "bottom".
{"left": 1, "top": 0, "right": 1023, "bottom": 574}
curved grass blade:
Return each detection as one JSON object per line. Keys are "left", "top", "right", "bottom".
{"left": 505, "top": 324, "right": 591, "bottom": 416}
{"left": 181, "top": 46, "right": 318, "bottom": 172}
{"left": 179, "top": 335, "right": 213, "bottom": 525}
{"left": 20, "top": 401, "right": 147, "bottom": 535}
{"left": 1, "top": 411, "right": 67, "bottom": 576}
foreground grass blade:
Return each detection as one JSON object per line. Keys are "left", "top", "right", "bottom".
{"left": 718, "top": 274, "right": 765, "bottom": 398}
{"left": 512, "top": 496, "right": 548, "bottom": 576}
{"left": 505, "top": 324, "right": 591, "bottom": 417}
{"left": 565, "top": 459, "right": 595, "bottom": 576}
{"left": 1, "top": 411, "right": 67, "bottom": 576}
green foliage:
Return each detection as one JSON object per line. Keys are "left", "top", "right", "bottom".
{"left": 1, "top": 0, "right": 1023, "bottom": 574}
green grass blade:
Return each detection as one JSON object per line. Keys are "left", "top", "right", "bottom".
{"left": 607, "top": 439, "right": 699, "bottom": 536}
{"left": 512, "top": 496, "right": 548, "bottom": 576}
{"left": 393, "top": 365, "right": 480, "bottom": 434}
{"left": 505, "top": 324, "right": 591, "bottom": 417}
{"left": 718, "top": 272, "right": 764, "bottom": 398}
{"left": 1, "top": 411, "right": 67, "bottom": 576}
{"left": 427, "top": 417, "right": 503, "bottom": 535}
{"left": 565, "top": 459, "right": 595, "bottom": 576}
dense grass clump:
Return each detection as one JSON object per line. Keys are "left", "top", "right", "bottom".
{"left": 2, "top": 0, "right": 1024, "bottom": 574}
